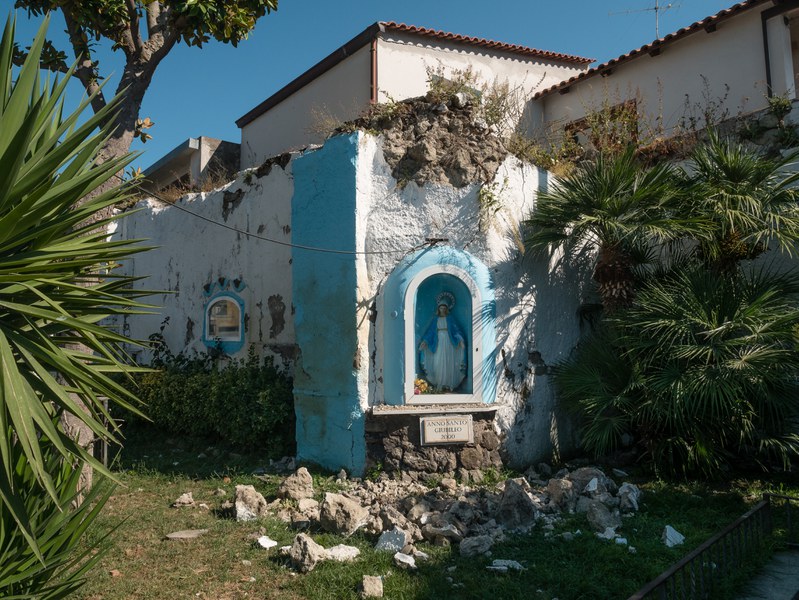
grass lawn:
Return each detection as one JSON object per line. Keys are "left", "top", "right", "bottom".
{"left": 75, "top": 429, "right": 798, "bottom": 600}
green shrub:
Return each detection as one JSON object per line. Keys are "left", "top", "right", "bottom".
{"left": 132, "top": 346, "right": 295, "bottom": 454}
{"left": 555, "top": 264, "right": 799, "bottom": 477}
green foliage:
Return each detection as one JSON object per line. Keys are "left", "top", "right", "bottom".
{"left": 685, "top": 133, "right": 799, "bottom": 268}
{"left": 524, "top": 147, "right": 703, "bottom": 309}
{"left": 556, "top": 264, "right": 799, "bottom": 476}
{"left": 133, "top": 346, "right": 295, "bottom": 453}
{"left": 15, "top": 0, "right": 277, "bottom": 49}
{"left": 0, "top": 14, "right": 149, "bottom": 596}
{"left": 0, "top": 13, "right": 149, "bottom": 561}
{"left": 767, "top": 93, "right": 793, "bottom": 121}
{"left": 0, "top": 433, "right": 113, "bottom": 599}
{"left": 425, "top": 65, "right": 482, "bottom": 105}
{"left": 536, "top": 135, "right": 799, "bottom": 475}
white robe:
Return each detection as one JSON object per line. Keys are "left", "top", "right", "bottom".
{"left": 421, "top": 317, "right": 466, "bottom": 390}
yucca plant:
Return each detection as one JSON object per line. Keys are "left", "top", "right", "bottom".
{"left": 0, "top": 14, "right": 150, "bottom": 594}
{"left": 0, "top": 429, "right": 114, "bottom": 599}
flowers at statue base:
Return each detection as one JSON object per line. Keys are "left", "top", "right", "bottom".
{"left": 414, "top": 378, "right": 431, "bottom": 395}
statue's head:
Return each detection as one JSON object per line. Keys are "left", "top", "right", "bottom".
{"left": 435, "top": 291, "right": 455, "bottom": 317}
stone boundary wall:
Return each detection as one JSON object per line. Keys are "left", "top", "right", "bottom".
{"left": 365, "top": 412, "right": 502, "bottom": 482}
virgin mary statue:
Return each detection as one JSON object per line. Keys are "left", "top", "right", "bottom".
{"left": 419, "top": 292, "right": 467, "bottom": 391}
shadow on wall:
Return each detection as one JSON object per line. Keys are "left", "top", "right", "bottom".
{"left": 491, "top": 228, "right": 595, "bottom": 468}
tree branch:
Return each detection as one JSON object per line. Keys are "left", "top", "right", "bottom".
{"left": 60, "top": 7, "right": 108, "bottom": 117}
{"left": 146, "top": 1, "right": 161, "bottom": 38}
{"left": 125, "top": 0, "right": 143, "bottom": 52}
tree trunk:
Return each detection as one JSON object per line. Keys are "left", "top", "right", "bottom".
{"left": 594, "top": 244, "right": 636, "bottom": 312}
{"left": 64, "top": 67, "right": 151, "bottom": 497}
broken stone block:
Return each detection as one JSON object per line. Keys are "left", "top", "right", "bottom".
{"left": 496, "top": 479, "right": 538, "bottom": 528}
{"left": 393, "top": 551, "right": 416, "bottom": 570}
{"left": 256, "top": 535, "right": 278, "bottom": 549}
{"left": 421, "top": 523, "right": 463, "bottom": 543}
{"left": 595, "top": 527, "right": 617, "bottom": 541}
{"left": 164, "top": 529, "right": 207, "bottom": 540}
{"left": 171, "top": 492, "right": 195, "bottom": 508}
{"left": 490, "top": 559, "right": 524, "bottom": 572}
{"left": 298, "top": 497, "right": 320, "bottom": 513}
{"left": 586, "top": 500, "right": 622, "bottom": 533}
{"left": 375, "top": 526, "right": 409, "bottom": 552}
{"left": 234, "top": 485, "right": 269, "bottom": 522}
{"left": 662, "top": 525, "right": 685, "bottom": 547}
{"left": 546, "top": 478, "right": 576, "bottom": 511}
{"left": 288, "top": 533, "right": 328, "bottom": 573}
{"left": 459, "top": 535, "right": 494, "bottom": 557}
{"left": 359, "top": 575, "right": 383, "bottom": 598}
{"left": 278, "top": 467, "right": 315, "bottom": 500}
{"left": 327, "top": 544, "right": 361, "bottom": 562}
{"left": 320, "top": 492, "right": 369, "bottom": 536}
{"left": 618, "top": 482, "right": 642, "bottom": 513}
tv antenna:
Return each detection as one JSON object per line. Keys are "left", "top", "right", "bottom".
{"left": 609, "top": 1, "right": 681, "bottom": 38}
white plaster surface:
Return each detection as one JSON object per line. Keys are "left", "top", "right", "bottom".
{"left": 357, "top": 133, "right": 593, "bottom": 466}
{"left": 241, "top": 45, "right": 372, "bottom": 168}
{"left": 376, "top": 34, "right": 586, "bottom": 136}
{"left": 535, "top": 5, "right": 776, "bottom": 140}
{"left": 240, "top": 32, "right": 585, "bottom": 169}
{"left": 114, "top": 160, "right": 297, "bottom": 366}
{"left": 119, "top": 129, "right": 594, "bottom": 467}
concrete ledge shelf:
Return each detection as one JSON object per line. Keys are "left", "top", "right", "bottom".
{"left": 369, "top": 403, "right": 497, "bottom": 416}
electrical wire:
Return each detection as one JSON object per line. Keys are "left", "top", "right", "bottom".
{"left": 116, "top": 174, "right": 440, "bottom": 256}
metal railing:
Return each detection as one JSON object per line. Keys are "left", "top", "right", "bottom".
{"left": 766, "top": 493, "right": 799, "bottom": 549}
{"left": 628, "top": 498, "right": 774, "bottom": 600}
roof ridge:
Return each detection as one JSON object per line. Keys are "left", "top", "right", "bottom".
{"left": 378, "top": 21, "right": 594, "bottom": 65}
{"left": 534, "top": 0, "right": 770, "bottom": 99}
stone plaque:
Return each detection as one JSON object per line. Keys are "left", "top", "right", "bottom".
{"left": 420, "top": 415, "right": 473, "bottom": 445}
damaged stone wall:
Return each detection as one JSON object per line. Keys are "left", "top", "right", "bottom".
{"left": 365, "top": 412, "right": 502, "bottom": 483}
{"left": 114, "top": 152, "right": 298, "bottom": 367}
{"left": 345, "top": 91, "right": 596, "bottom": 470}
{"left": 339, "top": 93, "right": 508, "bottom": 188}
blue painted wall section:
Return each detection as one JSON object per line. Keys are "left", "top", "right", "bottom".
{"left": 382, "top": 246, "right": 498, "bottom": 405}
{"left": 291, "top": 133, "right": 366, "bottom": 475}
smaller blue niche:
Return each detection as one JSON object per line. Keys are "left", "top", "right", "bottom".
{"left": 202, "top": 285, "right": 246, "bottom": 355}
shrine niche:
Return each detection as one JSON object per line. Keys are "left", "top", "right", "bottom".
{"left": 376, "top": 246, "right": 497, "bottom": 407}
{"left": 202, "top": 277, "right": 246, "bottom": 354}
{"left": 414, "top": 278, "right": 472, "bottom": 396}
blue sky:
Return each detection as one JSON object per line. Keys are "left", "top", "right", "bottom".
{"left": 11, "top": 0, "right": 738, "bottom": 171}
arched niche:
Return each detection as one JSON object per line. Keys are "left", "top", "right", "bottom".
{"left": 202, "top": 292, "right": 245, "bottom": 354}
{"left": 414, "top": 273, "right": 473, "bottom": 394}
{"left": 380, "top": 246, "right": 497, "bottom": 406}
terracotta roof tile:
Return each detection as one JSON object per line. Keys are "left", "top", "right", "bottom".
{"left": 381, "top": 21, "right": 594, "bottom": 65}
{"left": 534, "top": 0, "right": 771, "bottom": 99}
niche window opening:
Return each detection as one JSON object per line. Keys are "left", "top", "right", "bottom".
{"left": 203, "top": 294, "right": 245, "bottom": 353}
{"left": 403, "top": 265, "right": 485, "bottom": 405}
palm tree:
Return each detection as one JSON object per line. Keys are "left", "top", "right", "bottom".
{"left": 556, "top": 264, "right": 799, "bottom": 476}
{"left": 683, "top": 132, "right": 799, "bottom": 270}
{"left": 524, "top": 147, "right": 701, "bottom": 310}
{"left": 0, "top": 15, "right": 150, "bottom": 594}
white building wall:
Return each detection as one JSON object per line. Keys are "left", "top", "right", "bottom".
{"left": 240, "top": 46, "right": 372, "bottom": 169}
{"left": 356, "top": 133, "right": 593, "bottom": 465}
{"left": 377, "top": 34, "right": 586, "bottom": 101}
{"left": 115, "top": 161, "right": 296, "bottom": 366}
{"left": 377, "top": 34, "right": 587, "bottom": 135}
{"left": 537, "top": 7, "right": 771, "bottom": 137}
